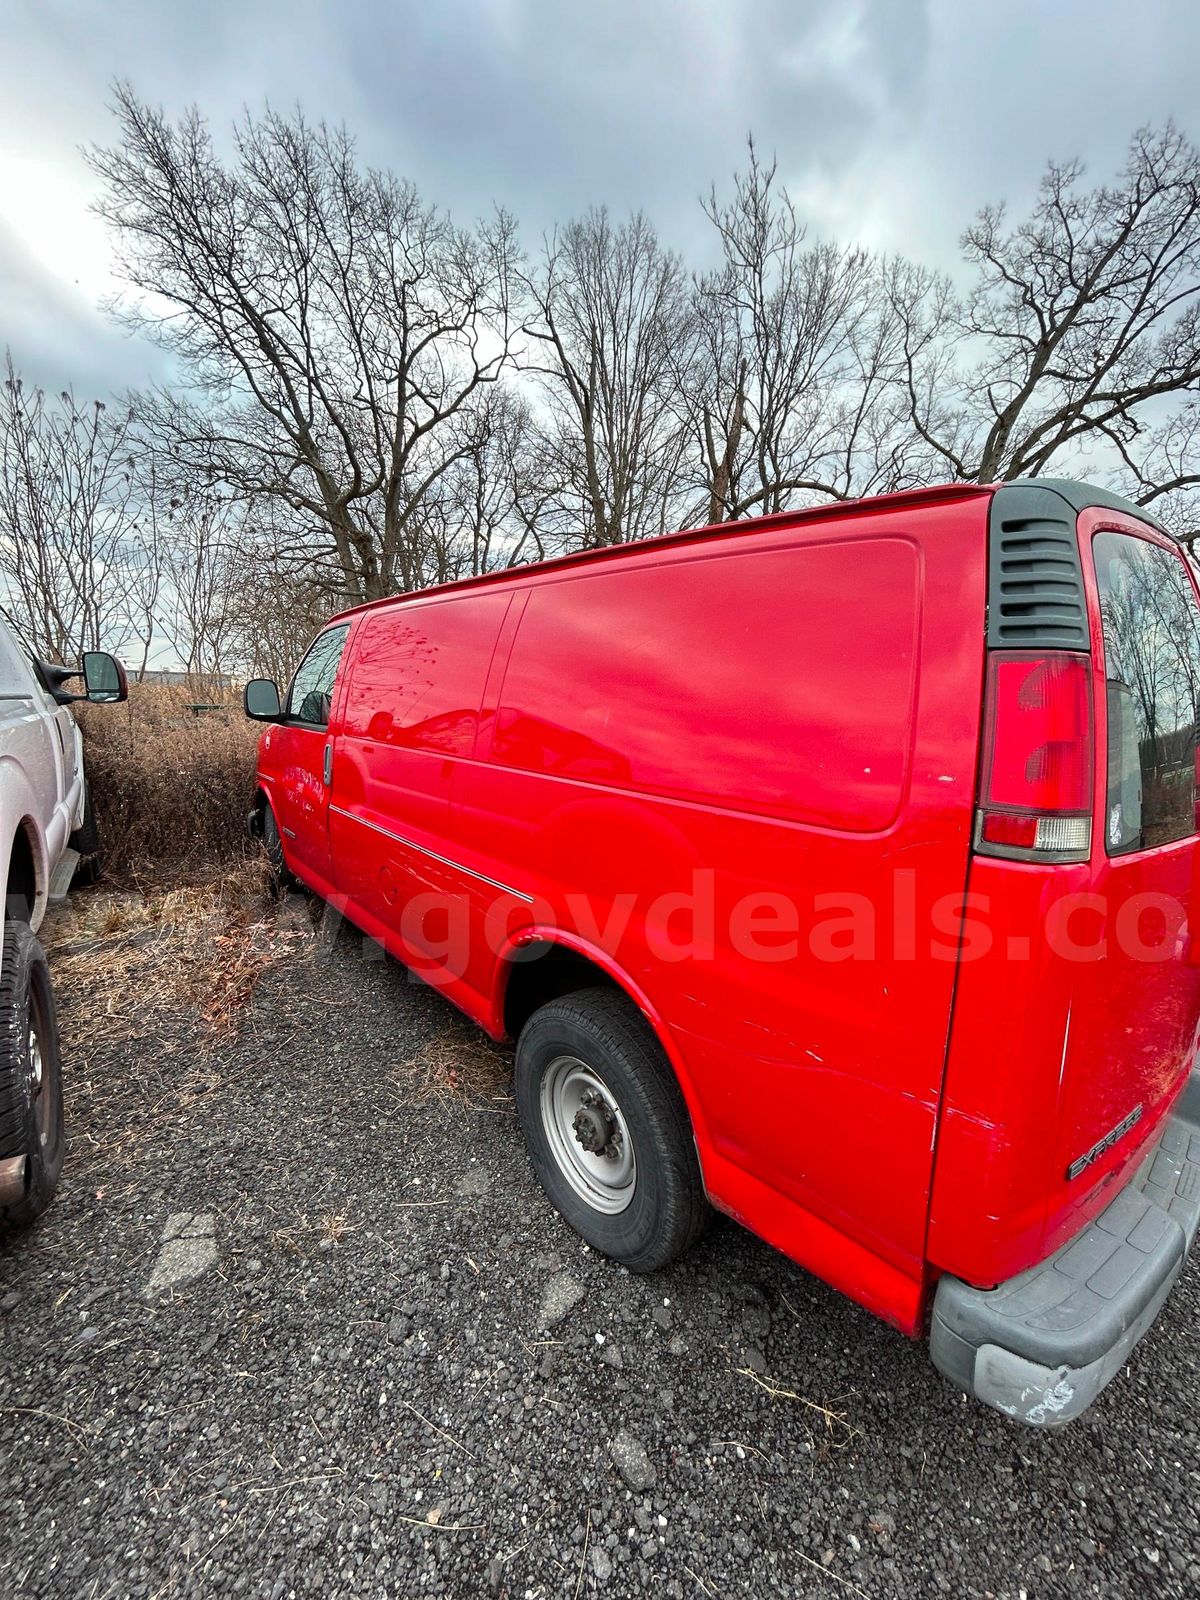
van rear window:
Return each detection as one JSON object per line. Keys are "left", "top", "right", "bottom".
{"left": 1094, "top": 531, "right": 1200, "bottom": 854}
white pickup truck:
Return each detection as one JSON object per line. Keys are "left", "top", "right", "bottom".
{"left": 0, "top": 619, "right": 126, "bottom": 1230}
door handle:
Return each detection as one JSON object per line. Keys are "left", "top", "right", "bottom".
{"left": 323, "top": 741, "right": 333, "bottom": 786}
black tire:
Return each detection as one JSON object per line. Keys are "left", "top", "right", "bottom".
{"left": 69, "top": 787, "right": 102, "bottom": 886}
{"left": 261, "top": 802, "right": 297, "bottom": 893}
{"left": 514, "top": 988, "right": 710, "bottom": 1272}
{"left": 0, "top": 919, "right": 64, "bottom": 1231}
{"left": 68, "top": 785, "right": 100, "bottom": 855}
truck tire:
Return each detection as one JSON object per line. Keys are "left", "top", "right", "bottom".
{"left": 69, "top": 787, "right": 102, "bottom": 885}
{"left": 0, "top": 918, "right": 64, "bottom": 1230}
{"left": 261, "top": 803, "right": 298, "bottom": 893}
{"left": 514, "top": 988, "right": 710, "bottom": 1272}
{"left": 69, "top": 786, "right": 100, "bottom": 856}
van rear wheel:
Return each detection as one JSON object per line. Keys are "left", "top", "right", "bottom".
{"left": 514, "top": 988, "right": 709, "bottom": 1272}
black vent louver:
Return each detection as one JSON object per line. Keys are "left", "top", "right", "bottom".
{"left": 986, "top": 483, "right": 1089, "bottom": 650}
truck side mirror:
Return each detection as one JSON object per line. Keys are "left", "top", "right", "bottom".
{"left": 81, "top": 652, "right": 128, "bottom": 704}
{"left": 244, "top": 678, "right": 283, "bottom": 722}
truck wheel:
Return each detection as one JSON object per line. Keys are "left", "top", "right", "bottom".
{"left": 69, "top": 787, "right": 102, "bottom": 885}
{"left": 69, "top": 786, "right": 100, "bottom": 855}
{"left": 261, "top": 803, "right": 297, "bottom": 893}
{"left": 514, "top": 988, "right": 710, "bottom": 1272}
{"left": 0, "top": 919, "right": 64, "bottom": 1230}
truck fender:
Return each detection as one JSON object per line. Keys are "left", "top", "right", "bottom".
{"left": 0, "top": 758, "right": 50, "bottom": 931}
{"left": 491, "top": 924, "right": 713, "bottom": 1157}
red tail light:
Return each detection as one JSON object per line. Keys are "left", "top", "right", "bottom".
{"left": 976, "top": 652, "right": 1093, "bottom": 862}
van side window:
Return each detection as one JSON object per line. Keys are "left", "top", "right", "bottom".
{"left": 287, "top": 624, "right": 350, "bottom": 728}
{"left": 339, "top": 594, "right": 508, "bottom": 753}
{"left": 1095, "top": 532, "right": 1200, "bottom": 854}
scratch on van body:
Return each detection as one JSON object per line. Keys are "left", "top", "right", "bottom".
{"left": 1056, "top": 1003, "right": 1072, "bottom": 1096}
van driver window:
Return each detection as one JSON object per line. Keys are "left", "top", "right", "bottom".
{"left": 287, "top": 624, "right": 349, "bottom": 728}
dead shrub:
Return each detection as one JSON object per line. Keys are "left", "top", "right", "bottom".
{"left": 45, "top": 854, "right": 306, "bottom": 1049}
{"left": 75, "top": 684, "right": 260, "bottom": 880}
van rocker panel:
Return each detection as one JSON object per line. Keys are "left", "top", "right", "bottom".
{"left": 931, "top": 1071, "right": 1200, "bottom": 1425}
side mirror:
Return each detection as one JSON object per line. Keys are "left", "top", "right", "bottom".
{"left": 81, "top": 652, "right": 128, "bottom": 704}
{"left": 244, "top": 678, "right": 283, "bottom": 722}
{"left": 32, "top": 657, "right": 77, "bottom": 705}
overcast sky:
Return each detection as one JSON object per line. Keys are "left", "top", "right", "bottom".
{"left": 0, "top": 0, "right": 1192, "bottom": 398}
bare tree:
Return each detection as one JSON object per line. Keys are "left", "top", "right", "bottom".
{"left": 893, "top": 123, "right": 1200, "bottom": 494}
{"left": 122, "top": 459, "right": 167, "bottom": 681}
{"left": 88, "top": 85, "right": 523, "bottom": 606}
{"left": 1109, "top": 400, "right": 1200, "bottom": 548}
{"left": 686, "top": 144, "right": 913, "bottom": 524}
{"left": 523, "top": 209, "right": 695, "bottom": 547}
{"left": 14, "top": 94, "right": 1196, "bottom": 687}
{"left": 0, "top": 353, "right": 142, "bottom": 661}
{"left": 152, "top": 490, "right": 253, "bottom": 689}
{"left": 221, "top": 504, "right": 335, "bottom": 685}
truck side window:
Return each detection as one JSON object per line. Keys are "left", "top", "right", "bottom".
{"left": 287, "top": 624, "right": 349, "bottom": 728}
{"left": 0, "top": 625, "right": 38, "bottom": 699}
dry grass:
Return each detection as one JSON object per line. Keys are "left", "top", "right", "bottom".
{"left": 76, "top": 684, "right": 260, "bottom": 880}
{"left": 43, "top": 858, "right": 315, "bottom": 1178}
{"left": 320, "top": 1211, "right": 354, "bottom": 1245}
{"left": 267, "top": 1208, "right": 359, "bottom": 1258}
{"left": 734, "top": 1365, "right": 862, "bottom": 1458}
{"left": 392, "top": 1024, "right": 511, "bottom": 1108}
{"left": 45, "top": 855, "right": 306, "bottom": 1049}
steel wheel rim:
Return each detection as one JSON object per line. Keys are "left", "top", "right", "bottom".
{"left": 27, "top": 991, "right": 50, "bottom": 1149}
{"left": 539, "top": 1055, "right": 636, "bottom": 1215}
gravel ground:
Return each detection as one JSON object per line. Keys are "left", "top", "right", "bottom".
{"left": 2, "top": 886, "right": 1199, "bottom": 1599}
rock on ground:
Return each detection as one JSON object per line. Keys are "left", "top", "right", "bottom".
{"left": 611, "top": 1429, "right": 656, "bottom": 1492}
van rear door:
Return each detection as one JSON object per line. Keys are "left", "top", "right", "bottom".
{"left": 1046, "top": 516, "right": 1200, "bottom": 1236}
{"left": 929, "top": 491, "right": 1200, "bottom": 1286}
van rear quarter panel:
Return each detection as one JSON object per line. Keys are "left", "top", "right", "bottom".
{"left": 441, "top": 497, "right": 989, "bottom": 1331}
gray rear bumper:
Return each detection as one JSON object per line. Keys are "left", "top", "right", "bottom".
{"left": 931, "top": 1072, "right": 1200, "bottom": 1426}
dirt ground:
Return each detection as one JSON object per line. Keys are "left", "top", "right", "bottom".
{"left": 1, "top": 880, "right": 1198, "bottom": 1599}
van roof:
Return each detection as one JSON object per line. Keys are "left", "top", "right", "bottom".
{"left": 329, "top": 476, "right": 1161, "bottom": 622}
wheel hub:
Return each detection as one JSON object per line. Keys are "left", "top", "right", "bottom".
{"left": 540, "top": 1056, "right": 636, "bottom": 1215}
{"left": 572, "top": 1090, "right": 621, "bottom": 1158}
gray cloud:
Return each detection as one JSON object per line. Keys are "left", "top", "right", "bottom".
{"left": 0, "top": 221, "right": 167, "bottom": 398}
{"left": 0, "top": 0, "right": 1194, "bottom": 395}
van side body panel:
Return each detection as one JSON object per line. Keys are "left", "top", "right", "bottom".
{"left": 261, "top": 491, "right": 989, "bottom": 1333}
{"left": 446, "top": 497, "right": 988, "bottom": 1331}
{"left": 263, "top": 490, "right": 989, "bottom": 1334}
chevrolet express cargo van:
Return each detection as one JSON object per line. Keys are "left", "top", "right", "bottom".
{"left": 244, "top": 478, "right": 1200, "bottom": 1426}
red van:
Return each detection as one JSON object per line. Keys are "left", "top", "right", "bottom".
{"left": 245, "top": 478, "right": 1200, "bottom": 1426}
